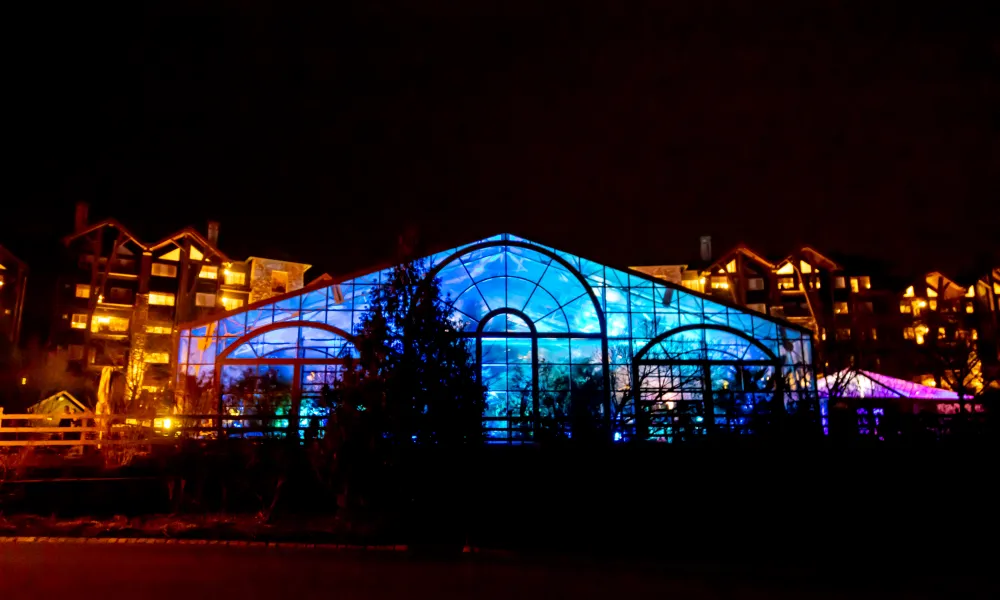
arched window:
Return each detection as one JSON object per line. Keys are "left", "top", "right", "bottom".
{"left": 431, "top": 242, "right": 608, "bottom": 443}
{"left": 632, "top": 325, "right": 782, "bottom": 442}
{"left": 216, "top": 322, "right": 355, "bottom": 424}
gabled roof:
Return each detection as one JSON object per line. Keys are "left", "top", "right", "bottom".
{"left": 27, "top": 391, "right": 89, "bottom": 414}
{"left": 147, "top": 227, "right": 230, "bottom": 262}
{"left": 178, "top": 233, "right": 815, "bottom": 336}
{"left": 62, "top": 218, "right": 145, "bottom": 248}
{"left": 707, "top": 244, "right": 776, "bottom": 271}
{"left": 818, "top": 369, "right": 958, "bottom": 400}
{"left": 795, "top": 246, "right": 842, "bottom": 271}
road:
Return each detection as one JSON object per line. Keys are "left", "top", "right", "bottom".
{"left": 0, "top": 541, "right": 986, "bottom": 600}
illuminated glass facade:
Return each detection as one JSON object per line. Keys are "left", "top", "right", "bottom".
{"left": 176, "top": 234, "right": 818, "bottom": 442}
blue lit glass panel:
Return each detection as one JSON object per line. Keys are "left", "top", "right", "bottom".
{"left": 606, "top": 313, "right": 628, "bottom": 337}
{"left": 506, "top": 313, "right": 532, "bottom": 334}
{"left": 605, "top": 287, "right": 629, "bottom": 312}
{"left": 301, "top": 289, "right": 328, "bottom": 311}
{"left": 562, "top": 294, "right": 600, "bottom": 333}
{"left": 534, "top": 310, "right": 569, "bottom": 333}
{"left": 453, "top": 287, "right": 490, "bottom": 323}
{"left": 507, "top": 338, "right": 532, "bottom": 362}
{"left": 504, "top": 277, "right": 536, "bottom": 312}
{"left": 275, "top": 295, "right": 301, "bottom": 311}
{"left": 539, "top": 265, "right": 583, "bottom": 306}
{"left": 571, "top": 339, "right": 603, "bottom": 364}
{"left": 221, "top": 314, "right": 247, "bottom": 336}
{"left": 476, "top": 277, "right": 508, "bottom": 312}
{"left": 523, "top": 287, "right": 560, "bottom": 322}
{"left": 537, "top": 338, "right": 570, "bottom": 365}
{"left": 462, "top": 248, "right": 503, "bottom": 281}
{"left": 437, "top": 261, "right": 473, "bottom": 292}
{"left": 325, "top": 310, "right": 352, "bottom": 332}
{"left": 481, "top": 316, "right": 507, "bottom": 334}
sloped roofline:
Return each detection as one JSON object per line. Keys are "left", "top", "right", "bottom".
{"left": 709, "top": 244, "right": 777, "bottom": 270}
{"left": 147, "top": 227, "right": 231, "bottom": 262}
{"left": 245, "top": 256, "right": 313, "bottom": 270}
{"left": 62, "top": 218, "right": 146, "bottom": 248}
{"left": 177, "top": 233, "right": 814, "bottom": 336}
{"left": 0, "top": 243, "right": 27, "bottom": 270}
{"left": 64, "top": 219, "right": 232, "bottom": 263}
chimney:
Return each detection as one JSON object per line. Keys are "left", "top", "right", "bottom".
{"left": 699, "top": 235, "right": 712, "bottom": 263}
{"left": 74, "top": 202, "right": 89, "bottom": 232}
{"left": 207, "top": 221, "right": 220, "bottom": 246}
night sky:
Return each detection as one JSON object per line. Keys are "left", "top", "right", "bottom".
{"left": 9, "top": 1, "right": 999, "bottom": 291}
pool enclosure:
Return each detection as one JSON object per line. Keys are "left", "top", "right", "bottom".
{"left": 175, "top": 234, "right": 818, "bottom": 442}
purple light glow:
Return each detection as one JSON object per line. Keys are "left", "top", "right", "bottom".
{"left": 818, "top": 370, "right": 959, "bottom": 401}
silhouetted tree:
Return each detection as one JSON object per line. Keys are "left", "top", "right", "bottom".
{"left": 330, "top": 261, "right": 486, "bottom": 448}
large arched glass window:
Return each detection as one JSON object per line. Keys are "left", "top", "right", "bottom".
{"left": 632, "top": 326, "right": 782, "bottom": 442}
{"left": 216, "top": 322, "right": 356, "bottom": 428}
{"left": 431, "top": 243, "right": 608, "bottom": 443}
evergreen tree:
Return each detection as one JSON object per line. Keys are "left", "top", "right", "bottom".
{"left": 331, "top": 261, "right": 486, "bottom": 450}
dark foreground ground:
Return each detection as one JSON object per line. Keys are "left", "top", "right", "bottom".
{"left": 1, "top": 541, "right": 996, "bottom": 600}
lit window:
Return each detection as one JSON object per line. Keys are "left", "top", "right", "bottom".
{"left": 75, "top": 284, "right": 90, "bottom": 298}
{"left": 927, "top": 287, "right": 938, "bottom": 298}
{"left": 159, "top": 248, "right": 181, "bottom": 261}
{"left": 746, "top": 303, "right": 766, "bottom": 314}
{"left": 834, "top": 302, "right": 849, "bottom": 315}
{"left": 149, "top": 292, "right": 175, "bottom": 306}
{"left": 899, "top": 302, "right": 912, "bottom": 314}
{"left": 870, "top": 328, "right": 878, "bottom": 341}
{"left": 775, "top": 262, "right": 795, "bottom": 275}
{"left": 725, "top": 259, "right": 736, "bottom": 274}
{"left": 71, "top": 314, "right": 88, "bottom": 329}
{"left": 144, "top": 352, "right": 170, "bottom": 364}
{"left": 915, "top": 325, "right": 929, "bottom": 345}
{"left": 850, "top": 278, "right": 859, "bottom": 293}
{"left": 91, "top": 315, "right": 129, "bottom": 334}
{"left": 994, "top": 282, "right": 1000, "bottom": 295}
{"left": 834, "top": 276, "right": 846, "bottom": 289}
{"left": 903, "top": 327, "right": 915, "bottom": 340}
{"left": 199, "top": 265, "right": 218, "bottom": 279}
{"left": 820, "top": 330, "right": 827, "bottom": 341}
{"left": 195, "top": 293, "right": 217, "bottom": 307}
{"left": 972, "top": 330, "right": 978, "bottom": 340}
{"left": 904, "top": 286, "right": 914, "bottom": 297}
{"left": 221, "top": 296, "right": 245, "bottom": 310}
{"left": 799, "top": 261, "right": 812, "bottom": 274}
{"left": 747, "top": 278, "right": 765, "bottom": 291}
{"left": 965, "top": 287, "right": 975, "bottom": 298}
{"left": 965, "top": 304, "right": 974, "bottom": 314}
{"left": 271, "top": 270, "right": 289, "bottom": 294}
{"left": 190, "top": 247, "right": 204, "bottom": 261}
{"left": 928, "top": 300, "right": 938, "bottom": 311}
{"left": 937, "top": 327, "right": 946, "bottom": 338}
{"left": 710, "top": 277, "right": 729, "bottom": 290}
{"left": 778, "top": 277, "right": 796, "bottom": 290}
{"left": 223, "top": 270, "right": 246, "bottom": 286}
{"left": 146, "top": 325, "right": 172, "bottom": 334}
{"left": 858, "top": 276, "right": 871, "bottom": 290}
{"left": 151, "top": 263, "right": 177, "bottom": 277}
{"left": 68, "top": 344, "right": 85, "bottom": 360}
{"left": 681, "top": 279, "right": 703, "bottom": 293}
{"left": 836, "top": 328, "right": 851, "bottom": 341}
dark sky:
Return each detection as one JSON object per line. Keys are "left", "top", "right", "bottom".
{"left": 9, "top": 0, "right": 999, "bottom": 283}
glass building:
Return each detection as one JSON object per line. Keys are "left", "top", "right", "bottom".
{"left": 175, "top": 234, "right": 818, "bottom": 442}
